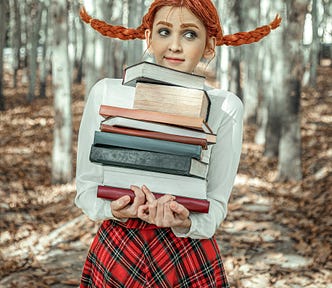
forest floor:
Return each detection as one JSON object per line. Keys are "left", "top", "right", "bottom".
{"left": 0, "top": 65, "right": 331, "bottom": 288}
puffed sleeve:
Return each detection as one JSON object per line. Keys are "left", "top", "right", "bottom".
{"left": 75, "top": 79, "right": 121, "bottom": 221}
{"left": 172, "top": 90, "right": 243, "bottom": 239}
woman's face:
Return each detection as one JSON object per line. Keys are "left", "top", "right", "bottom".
{"left": 145, "top": 6, "right": 214, "bottom": 73}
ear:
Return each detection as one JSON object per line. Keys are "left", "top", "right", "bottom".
{"left": 145, "top": 29, "right": 153, "bottom": 53}
{"left": 204, "top": 37, "right": 216, "bottom": 59}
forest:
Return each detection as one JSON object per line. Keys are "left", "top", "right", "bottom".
{"left": 0, "top": 0, "right": 331, "bottom": 287}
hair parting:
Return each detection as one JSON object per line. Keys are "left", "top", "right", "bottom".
{"left": 79, "top": 0, "right": 281, "bottom": 47}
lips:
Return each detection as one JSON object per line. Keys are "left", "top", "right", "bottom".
{"left": 164, "top": 57, "right": 185, "bottom": 63}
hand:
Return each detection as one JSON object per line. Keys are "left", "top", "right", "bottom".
{"left": 137, "top": 185, "right": 191, "bottom": 229}
{"left": 111, "top": 185, "right": 146, "bottom": 219}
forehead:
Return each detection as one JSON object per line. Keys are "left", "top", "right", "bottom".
{"left": 153, "top": 6, "right": 205, "bottom": 28}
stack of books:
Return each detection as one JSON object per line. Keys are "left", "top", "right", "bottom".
{"left": 89, "top": 62, "right": 217, "bottom": 213}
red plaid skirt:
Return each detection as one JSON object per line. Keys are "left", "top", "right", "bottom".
{"left": 80, "top": 219, "right": 229, "bottom": 288}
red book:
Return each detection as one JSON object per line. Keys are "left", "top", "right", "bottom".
{"left": 99, "top": 105, "right": 213, "bottom": 133}
{"left": 100, "top": 124, "right": 208, "bottom": 149}
{"left": 97, "top": 185, "right": 210, "bottom": 213}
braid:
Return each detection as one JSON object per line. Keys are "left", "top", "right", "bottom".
{"left": 79, "top": 3, "right": 281, "bottom": 46}
{"left": 79, "top": 7, "right": 145, "bottom": 40}
{"left": 221, "top": 15, "right": 282, "bottom": 46}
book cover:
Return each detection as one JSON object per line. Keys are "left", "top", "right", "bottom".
{"left": 89, "top": 145, "right": 208, "bottom": 179}
{"left": 101, "top": 116, "right": 217, "bottom": 144}
{"left": 97, "top": 185, "right": 210, "bottom": 213}
{"left": 99, "top": 105, "right": 213, "bottom": 133}
{"left": 122, "top": 61, "right": 206, "bottom": 90}
{"left": 134, "top": 82, "right": 210, "bottom": 121}
{"left": 100, "top": 125, "right": 208, "bottom": 149}
{"left": 93, "top": 130, "right": 202, "bottom": 159}
{"left": 102, "top": 166, "right": 207, "bottom": 200}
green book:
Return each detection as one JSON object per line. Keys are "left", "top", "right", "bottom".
{"left": 93, "top": 130, "right": 202, "bottom": 160}
{"left": 89, "top": 145, "right": 208, "bottom": 179}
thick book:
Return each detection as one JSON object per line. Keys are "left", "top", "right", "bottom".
{"left": 93, "top": 130, "right": 202, "bottom": 160}
{"left": 134, "top": 82, "right": 210, "bottom": 120}
{"left": 101, "top": 116, "right": 216, "bottom": 144}
{"left": 90, "top": 145, "right": 208, "bottom": 179}
{"left": 97, "top": 185, "right": 210, "bottom": 213}
{"left": 99, "top": 105, "right": 213, "bottom": 133}
{"left": 102, "top": 166, "right": 207, "bottom": 200}
{"left": 122, "top": 61, "right": 206, "bottom": 90}
{"left": 100, "top": 125, "right": 208, "bottom": 149}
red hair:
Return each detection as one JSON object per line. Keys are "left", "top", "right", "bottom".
{"left": 80, "top": 0, "right": 281, "bottom": 46}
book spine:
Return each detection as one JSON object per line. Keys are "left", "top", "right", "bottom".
{"left": 94, "top": 131, "right": 202, "bottom": 159}
{"left": 89, "top": 145, "right": 206, "bottom": 178}
{"left": 100, "top": 124, "right": 208, "bottom": 149}
{"left": 97, "top": 185, "right": 210, "bottom": 213}
{"left": 99, "top": 105, "right": 211, "bottom": 132}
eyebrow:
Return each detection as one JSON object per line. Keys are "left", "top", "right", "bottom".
{"left": 156, "top": 21, "right": 199, "bottom": 29}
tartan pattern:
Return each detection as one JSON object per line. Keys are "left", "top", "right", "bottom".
{"left": 80, "top": 219, "right": 229, "bottom": 288}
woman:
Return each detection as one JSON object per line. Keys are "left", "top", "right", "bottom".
{"left": 76, "top": 1, "right": 281, "bottom": 287}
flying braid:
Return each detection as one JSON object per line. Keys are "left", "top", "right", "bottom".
{"left": 79, "top": 0, "right": 281, "bottom": 47}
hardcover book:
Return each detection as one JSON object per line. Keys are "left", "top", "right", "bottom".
{"left": 93, "top": 130, "right": 203, "bottom": 160}
{"left": 90, "top": 145, "right": 208, "bottom": 179}
{"left": 101, "top": 116, "right": 217, "bottom": 144}
{"left": 99, "top": 105, "right": 213, "bottom": 133}
{"left": 122, "top": 61, "right": 206, "bottom": 90}
{"left": 97, "top": 185, "right": 210, "bottom": 213}
{"left": 100, "top": 125, "right": 208, "bottom": 149}
{"left": 134, "top": 82, "right": 210, "bottom": 120}
{"left": 102, "top": 165, "right": 207, "bottom": 199}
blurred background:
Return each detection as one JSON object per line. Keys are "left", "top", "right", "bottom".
{"left": 0, "top": 0, "right": 331, "bottom": 287}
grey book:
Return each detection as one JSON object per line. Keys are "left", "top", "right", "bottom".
{"left": 93, "top": 130, "right": 202, "bottom": 160}
{"left": 89, "top": 145, "right": 208, "bottom": 179}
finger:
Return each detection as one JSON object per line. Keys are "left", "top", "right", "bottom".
{"left": 111, "top": 195, "right": 131, "bottom": 211}
{"left": 170, "top": 201, "right": 190, "bottom": 219}
{"left": 130, "top": 185, "right": 146, "bottom": 205}
{"left": 156, "top": 194, "right": 175, "bottom": 223}
{"left": 137, "top": 204, "right": 150, "bottom": 221}
{"left": 142, "top": 185, "right": 156, "bottom": 203}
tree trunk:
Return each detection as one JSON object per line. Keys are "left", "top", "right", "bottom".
{"left": 9, "top": 0, "right": 22, "bottom": 88}
{"left": 26, "top": 0, "right": 43, "bottom": 102}
{"left": 126, "top": 0, "right": 144, "bottom": 66}
{"left": 309, "top": 0, "right": 319, "bottom": 87}
{"left": 51, "top": 0, "right": 73, "bottom": 184}
{"left": 0, "top": 1, "right": 9, "bottom": 111}
{"left": 39, "top": 2, "right": 49, "bottom": 98}
{"left": 277, "top": 1, "right": 307, "bottom": 181}
{"left": 260, "top": 0, "right": 284, "bottom": 156}
{"left": 240, "top": 0, "right": 260, "bottom": 123}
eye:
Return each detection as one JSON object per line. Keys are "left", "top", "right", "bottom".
{"left": 158, "top": 28, "right": 170, "bottom": 37}
{"left": 184, "top": 30, "right": 198, "bottom": 40}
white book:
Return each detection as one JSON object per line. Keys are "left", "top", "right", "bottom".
{"left": 102, "top": 166, "right": 207, "bottom": 199}
{"left": 101, "top": 116, "right": 216, "bottom": 144}
{"left": 122, "top": 61, "right": 206, "bottom": 90}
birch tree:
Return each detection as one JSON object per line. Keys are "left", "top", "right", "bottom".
{"left": 51, "top": 0, "right": 72, "bottom": 184}
{"left": 0, "top": 1, "right": 9, "bottom": 111}
{"left": 26, "top": 0, "right": 43, "bottom": 102}
{"left": 9, "top": 0, "right": 21, "bottom": 88}
{"left": 277, "top": 0, "right": 308, "bottom": 180}
{"left": 240, "top": 0, "right": 261, "bottom": 123}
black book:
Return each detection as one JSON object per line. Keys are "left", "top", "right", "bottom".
{"left": 89, "top": 145, "right": 208, "bottom": 179}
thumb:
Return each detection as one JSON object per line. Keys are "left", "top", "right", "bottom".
{"left": 111, "top": 195, "right": 131, "bottom": 210}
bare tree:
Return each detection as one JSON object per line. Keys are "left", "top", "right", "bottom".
{"left": 26, "top": 0, "right": 43, "bottom": 102}
{"left": 240, "top": 0, "right": 261, "bottom": 123}
{"left": 277, "top": 1, "right": 308, "bottom": 181}
{"left": 51, "top": 0, "right": 73, "bottom": 184}
{"left": 0, "top": 1, "right": 9, "bottom": 111}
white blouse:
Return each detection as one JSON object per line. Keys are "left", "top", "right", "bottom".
{"left": 75, "top": 78, "right": 243, "bottom": 239}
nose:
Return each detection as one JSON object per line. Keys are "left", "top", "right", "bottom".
{"left": 168, "top": 36, "right": 182, "bottom": 53}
